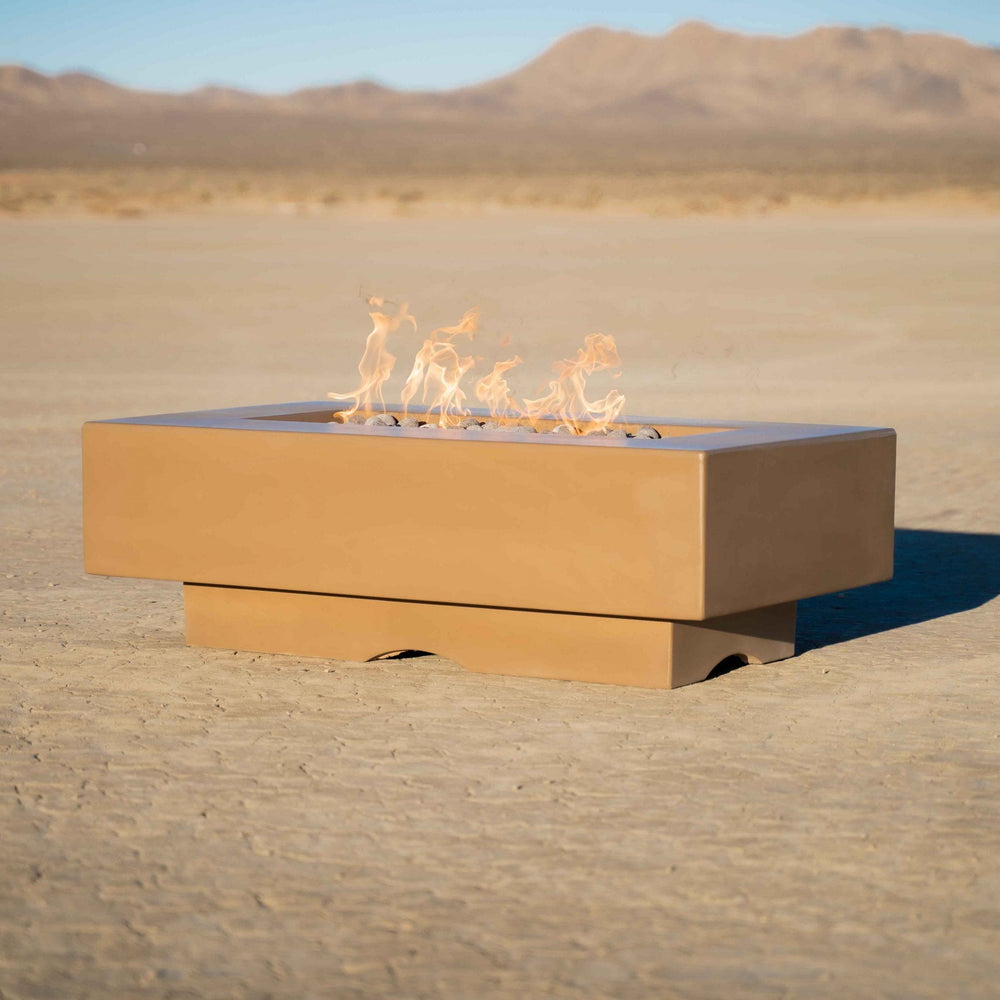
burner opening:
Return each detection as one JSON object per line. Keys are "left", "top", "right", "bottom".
{"left": 245, "top": 407, "right": 735, "bottom": 440}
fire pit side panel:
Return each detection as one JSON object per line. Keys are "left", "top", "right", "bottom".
{"left": 702, "top": 430, "right": 896, "bottom": 617}
{"left": 82, "top": 421, "right": 709, "bottom": 620}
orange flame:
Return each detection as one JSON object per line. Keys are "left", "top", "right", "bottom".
{"left": 400, "top": 308, "right": 480, "bottom": 427}
{"left": 329, "top": 303, "right": 628, "bottom": 435}
{"left": 522, "top": 333, "right": 626, "bottom": 435}
{"left": 474, "top": 356, "right": 523, "bottom": 422}
{"left": 328, "top": 298, "right": 416, "bottom": 416}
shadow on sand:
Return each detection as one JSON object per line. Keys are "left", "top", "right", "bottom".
{"left": 796, "top": 528, "right": 1000, "bottom": 654}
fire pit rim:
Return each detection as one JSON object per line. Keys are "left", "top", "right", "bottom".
{"left": 94, "top": 400, "right": 894, "bottom": 453}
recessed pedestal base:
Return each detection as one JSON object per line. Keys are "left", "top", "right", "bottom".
{"left": 183, "top": 584, "right": 797, "bottom": 689}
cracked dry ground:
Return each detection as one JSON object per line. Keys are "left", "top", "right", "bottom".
{"left": 2, "top": 212, "right": 999, "bottom": 999}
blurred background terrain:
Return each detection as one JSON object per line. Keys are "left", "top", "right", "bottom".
{"left": 3, "top": 22, "right": 1000, "bottom": 217}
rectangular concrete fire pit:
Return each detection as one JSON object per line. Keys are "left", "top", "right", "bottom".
{"left": 82, "top": 402, "right": 895, "bottom": 688}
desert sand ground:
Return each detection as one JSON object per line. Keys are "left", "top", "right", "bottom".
{"left": 2, "top": 210, "right": 999, "bottom": 999}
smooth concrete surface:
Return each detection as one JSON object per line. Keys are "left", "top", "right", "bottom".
{"left": 182, "top": 584, "right": 798, "bottom": 689}
{"left": 2, "top": 213, "right": 1000, "bottom": 999}
{"left": 82, "top": 404, "right": 893, "bottom": 624}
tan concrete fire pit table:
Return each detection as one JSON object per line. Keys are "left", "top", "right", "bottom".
{"left": 82, "top": 402, "right": 895, "bottom": 689}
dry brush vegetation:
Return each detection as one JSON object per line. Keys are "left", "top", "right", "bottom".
{"left": 2, "top": 114, "right": 1000, "bottom": 217}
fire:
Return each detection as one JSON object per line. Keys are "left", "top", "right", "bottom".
{"left": 330, "top": 302, "right": 627, "bottom": 435}
{"left": 522, "top": 333, "right": 626, "bottom": 435}
{"left": 474, "top": 356, "right": 523, "bottom": 423}
{"left": 327, "top": 298, "right": 416, "bottom": 416}
{"left": 400, "top": 308, "right": 479, "bottom": 428}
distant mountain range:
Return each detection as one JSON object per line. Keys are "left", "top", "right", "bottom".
{"left": 3, "top": 23, "right": 999, "bottom": 173}
{"left": 3, "top": 22, "right": 999, "bottom": 126}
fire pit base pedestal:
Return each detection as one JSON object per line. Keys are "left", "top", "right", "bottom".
{"left": 183, "top": 584, "right": 796, "bottom": 690}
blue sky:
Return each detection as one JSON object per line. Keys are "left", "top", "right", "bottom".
{"left": 3, "top": 0, "right": 998, "bottom": 93}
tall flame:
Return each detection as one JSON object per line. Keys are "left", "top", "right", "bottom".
{"left": 328, "top": 302, "right": 629, "bottom": 435}
{"left": 400, "top": 308, "right": 479, "bottom": 427}
{"left": 521, "top": 333, "right": 626, "bottom": 435}
{"left": 327, "top": 297, "right": 416, "bottom": 416}
{"left": 474, "top": 356, "right": 523, "bottom": 422}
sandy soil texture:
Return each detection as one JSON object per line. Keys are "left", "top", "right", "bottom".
{"left": 2, "top": 212, "right": 999, "bottom": 999}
